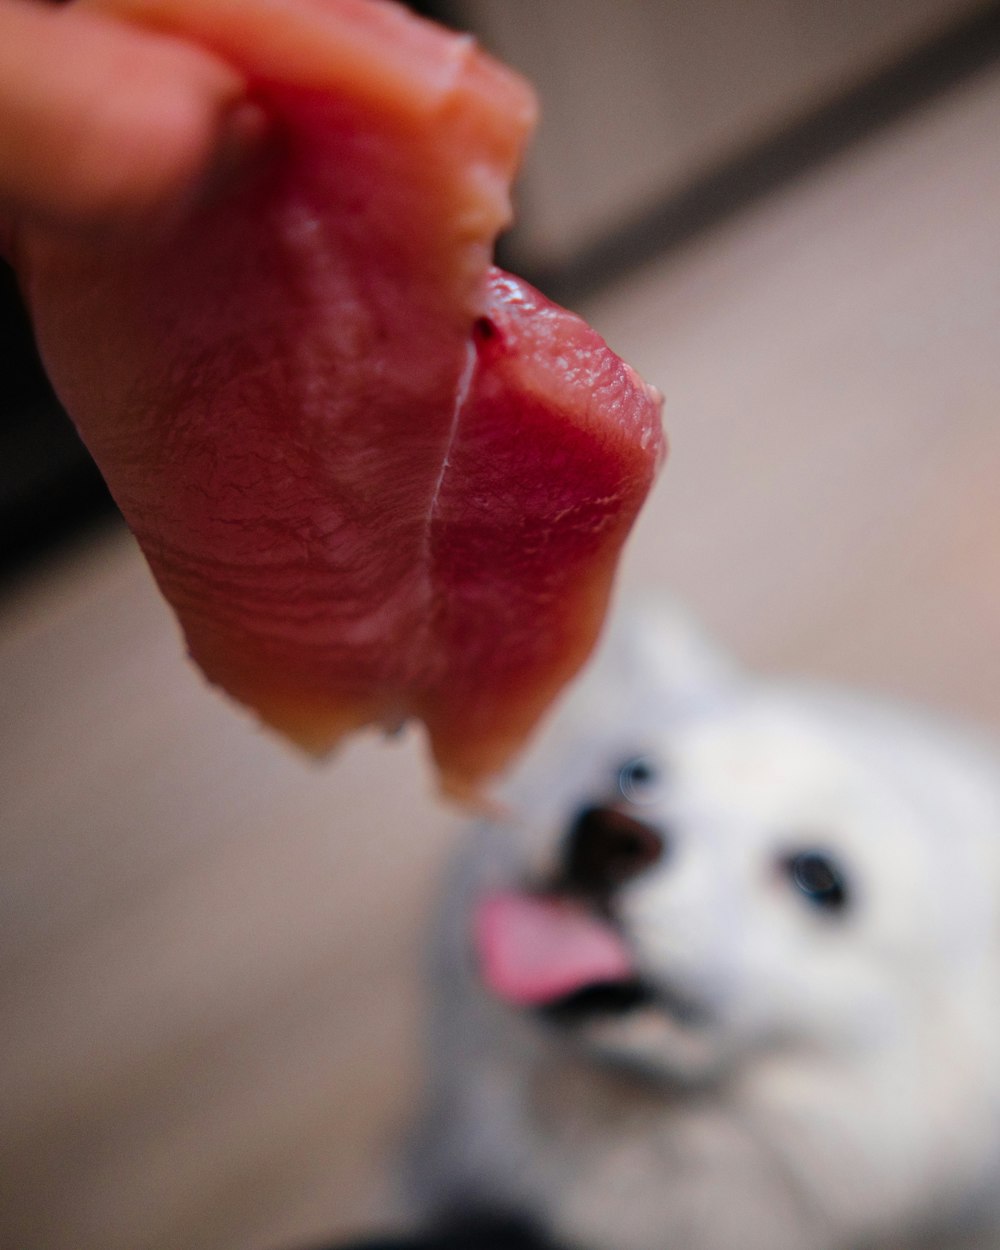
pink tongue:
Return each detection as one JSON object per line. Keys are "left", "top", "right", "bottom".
{"left": 474, "top": 891, "right": 635, "bottom": 1006}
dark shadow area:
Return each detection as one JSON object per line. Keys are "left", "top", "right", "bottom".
{"left": 300, "top": 1211, "right": 563, "bottom": 1250}
{"left": 0, "top": 261, "right": 118, "bottom": 589}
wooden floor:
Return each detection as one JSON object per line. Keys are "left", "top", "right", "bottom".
{"left": 3, "top": 63, "right": 1000, "bottom": 1250}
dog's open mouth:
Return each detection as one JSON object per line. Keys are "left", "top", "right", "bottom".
{"left": 473, "top": 890, "right": 711, "bottom": 1027}
{"left": 473, "top": 890, "right": 718, "bottom": 1082}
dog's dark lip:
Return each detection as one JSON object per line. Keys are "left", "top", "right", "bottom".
{"left": 536, "top": 977, "right": 709, "bottom": 1028}
{"left": 537, "top": 978, "right": 654, "bottom": 1024}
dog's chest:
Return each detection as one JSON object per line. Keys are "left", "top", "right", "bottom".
{"left": 523, "top": 1054, "right": 829, "bottom": 1250}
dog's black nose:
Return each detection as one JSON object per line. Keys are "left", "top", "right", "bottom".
{"left": 564, "top": 805, "right": 665, "bottom": 893}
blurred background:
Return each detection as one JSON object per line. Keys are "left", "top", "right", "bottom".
{"left": 3, "top": 2, "right": 1000, "bottom": 1247}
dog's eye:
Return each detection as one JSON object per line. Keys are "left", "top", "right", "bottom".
{"left": 617, "top": 755, "right": 661, "bottom": 804}
{"left": 782, "top": 850, "right": 849, "bottom": 913}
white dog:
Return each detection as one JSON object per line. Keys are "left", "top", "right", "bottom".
{"left": 403, "top": 605, "right": 1000, "bottom": 1250}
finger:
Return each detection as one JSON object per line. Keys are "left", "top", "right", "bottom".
{"left": 0, "top": 0, "right": 249, "bottom": 240}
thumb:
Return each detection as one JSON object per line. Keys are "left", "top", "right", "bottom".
{"left": 0, "top": 0, "right": 253, "bottom": 246}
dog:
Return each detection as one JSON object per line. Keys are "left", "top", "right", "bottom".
{"left": 403, "top": 604, "right": 1000, "bottom": 1250}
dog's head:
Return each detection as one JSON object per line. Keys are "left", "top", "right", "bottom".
{"left": 470, "top": 604, "right": 1000, "bottom": 1106}
{"left": 423, "top": 605, "right": 1000, "bottom": 1247}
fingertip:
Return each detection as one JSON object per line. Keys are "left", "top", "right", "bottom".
{"left": 0, "top": 0, "right": 257, "bottom": 242}
{"left": 49, "top": 22, "right": 250, "bottom": 235}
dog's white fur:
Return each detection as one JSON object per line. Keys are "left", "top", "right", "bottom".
{"left": 406, "top": 605, "right": 1000, "bottom": 1250}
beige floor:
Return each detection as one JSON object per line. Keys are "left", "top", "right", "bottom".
{"left": 3, "top": 62, "right": 1000, "bottom": 1250}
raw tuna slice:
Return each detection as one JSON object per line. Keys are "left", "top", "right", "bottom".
{"left": 16, "top": 0, "right": 665, "bottom": 793}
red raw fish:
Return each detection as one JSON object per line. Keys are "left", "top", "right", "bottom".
{"left": 15, "top": 0, "right": 665, "bottom": 793}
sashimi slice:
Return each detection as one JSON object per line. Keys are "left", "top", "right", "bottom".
{"left": 474, "top": 891, "right": 635, "bottom": 1007}
{"left": 15, "top": 0, "right": 665, "bottom": 793}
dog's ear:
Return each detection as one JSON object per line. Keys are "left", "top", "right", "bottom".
{"left": 514, "top": 597, "right": 738, "bottom": 766}
{"left": 590, "top": 596, "right": 737, "bottom": 711}
{"left": 499, "top": 597, "right": 738, "bottom": 797}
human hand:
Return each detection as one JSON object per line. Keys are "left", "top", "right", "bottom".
{"left": 0, "top": 0, "right": 259, "bottom": 250}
